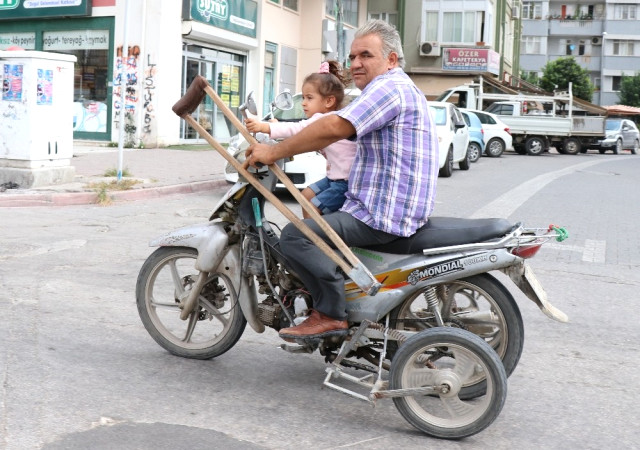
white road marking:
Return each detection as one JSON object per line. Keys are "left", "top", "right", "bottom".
{"left": 582, "top": 239, "right": 607, "bottom": 263}
{"left": 471, "top": 157, "right": 634, "bottom": 219}
{"left": 546, "top": 239, "right": 607, "bottom": 263}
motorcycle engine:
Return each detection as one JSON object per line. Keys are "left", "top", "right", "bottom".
{"left": 257, "top": 292, "right": 311, "bottom": 330}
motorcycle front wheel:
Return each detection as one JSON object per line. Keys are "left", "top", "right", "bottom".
{"left": 136, "top": 246, "right": 247, "bottom": 359}
{"left": 390, "top": 273, "right": 524, "bottom": 399}
{"left": 389, "top": 328, "right": 507, "bottom": 439}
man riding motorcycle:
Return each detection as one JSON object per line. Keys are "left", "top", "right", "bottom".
{"left": 245, "top": 19, "right": 439, "bottom": 341}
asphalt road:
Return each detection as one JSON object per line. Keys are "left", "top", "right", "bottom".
{"left": 1, "top": 150, "right": 638, "bottom": 449}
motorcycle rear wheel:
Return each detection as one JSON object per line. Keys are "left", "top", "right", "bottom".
{"left": 389, "top": 273, "right": 524, "bottom": 399}
{"left": 136, "top": 246, "right": 247, "bottom": 359}
{"left": 389, "top": 328, "right": 507, "bottom": 439}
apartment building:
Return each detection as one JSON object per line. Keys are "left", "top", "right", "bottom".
{"left": 519, "top": 1, "right": 640, "bottom": 106}
{"left": 0, "top": 0, "right": 366, "bottom": 146}
{"left": 372, "top": 0, "right": 520, "bottom": 99}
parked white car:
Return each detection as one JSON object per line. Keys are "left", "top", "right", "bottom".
{"left": 225, "top": 89, "right": 360, "bottom": 189}
{"left": 428, "top": 101, "right": 470, "bottom": 177}
{"left": 461, "top": 109, "right": 513, "bottom": 157}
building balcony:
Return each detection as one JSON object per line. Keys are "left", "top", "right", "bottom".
{"left": 602, "top": 55, "right": 640, "bottom": 72}
{"left": 549, "top": 19, "right": 603, "bottom": 36}
{"left": 522, "top": 19, "right": 549, "bottom": 36}
{"left": 550, "top": 54, "right": 602, "bottom": 71}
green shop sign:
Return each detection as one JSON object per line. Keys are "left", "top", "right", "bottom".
{"left": 0, "top": 0, "right": 92, "bottom": 20}
{"left": 189, "top": 0, "right": 257, "bottom": 38}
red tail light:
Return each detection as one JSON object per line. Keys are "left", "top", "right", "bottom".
{"left": 505, "top": 127, "right": 511, "bottom": 135}
{"left": 511, "top": 244, "right": 542, "bottom": 259}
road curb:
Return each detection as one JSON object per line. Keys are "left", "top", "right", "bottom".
{"left": 0, "top": 179, "right": 228, "bottom": 208}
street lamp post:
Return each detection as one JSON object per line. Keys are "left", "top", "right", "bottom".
{"left": 600, "top": 31, "right": 607, "bottom": 105}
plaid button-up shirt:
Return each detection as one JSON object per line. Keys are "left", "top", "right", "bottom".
{"left": 337, "top": 68, "right": 438, "bottom": 237}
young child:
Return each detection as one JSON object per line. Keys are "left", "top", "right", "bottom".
{"left": 245, "top": 60, "right": 356, "bottom": 219}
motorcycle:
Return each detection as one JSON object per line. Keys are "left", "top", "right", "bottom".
{"left": 136, "top": 78, "right": 569, "bottom": 439}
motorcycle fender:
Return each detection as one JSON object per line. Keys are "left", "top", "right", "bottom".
{"left": 149, "top": 222, "right": 229, "bottom": 273}
{"left": 502, "top": 262, "right": 569, "bottom": 323}
{"left": 215, "top": 244, "right": 265, "bottom": 334}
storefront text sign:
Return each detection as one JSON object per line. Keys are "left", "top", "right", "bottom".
{"left": 189, "top": 0, "right": 257, "bottom": 38}
{"left": 43, "top": 30, "right": 109, "bottom": 50}
{"left": 0, "top": 0, "right": 91, "bottom": 20}
{"left": 0, "top": 32, "right": 36, "bottom": 50}
{"left": 442, "top": 48, "right": 500, "bottom": 75}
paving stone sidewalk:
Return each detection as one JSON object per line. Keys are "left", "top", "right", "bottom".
{"left": 0, "top": 146, "right": 230, "bottom": 207}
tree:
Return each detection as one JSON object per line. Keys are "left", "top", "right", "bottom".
{"left": 618, "top": 73, "right": 640, "bottom": 107}
{"left": 539, "top": 57, "right": 594, "bottom": 102}
{"left": 519, "top": 70, "right": 540, "bottom": 87}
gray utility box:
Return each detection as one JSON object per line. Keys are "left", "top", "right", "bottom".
{"left": 0, "top": 50, "right": 77, "bottom": 188}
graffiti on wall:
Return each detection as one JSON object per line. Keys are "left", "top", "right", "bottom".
{"left": 112, "top": 45, "right": 157, "bottom": 146}
{"left": 113, "top": 44, "right": 140, "bottom": 146}
{"left": 143, "top": 54, "right": 156, "bottom": 136}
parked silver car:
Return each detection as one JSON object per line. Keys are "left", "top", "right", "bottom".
{"left": 597, "top": 119, "right": 639, "bottom": 154}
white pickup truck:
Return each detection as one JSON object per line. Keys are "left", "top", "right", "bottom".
{"left": 436, "top": 83, "right": 608, "bottom": 155}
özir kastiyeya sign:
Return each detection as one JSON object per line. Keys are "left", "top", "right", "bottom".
{"left": 442, "top": 48, "right": 500, "bottom": 75}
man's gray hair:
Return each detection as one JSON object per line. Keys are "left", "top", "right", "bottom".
{"left": 354, "top": 19, "right": 405, "bottom": 69}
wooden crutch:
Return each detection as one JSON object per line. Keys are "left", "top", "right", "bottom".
{"left": 172, "top": 76, "right": 381, "bottom": 295}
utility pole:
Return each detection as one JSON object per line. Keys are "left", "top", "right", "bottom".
{"left": 117, "top": 0, "right": 131, "bottom": 181}
{"left": 335, "top": 0, "right": 345, "bottom": 67}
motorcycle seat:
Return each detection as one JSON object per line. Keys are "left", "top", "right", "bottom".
{"left": 363, "top": 217, "right": 514, "bottom": 254}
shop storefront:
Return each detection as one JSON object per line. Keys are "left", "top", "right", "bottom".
{"left": 180, "top": 43, "right": 245, "bottom": 143}
{"left": 180, "top": 0, "right": 257, "bottom": 143}
{"left": 0, "top": 1, "right": 114, "bottom": 141}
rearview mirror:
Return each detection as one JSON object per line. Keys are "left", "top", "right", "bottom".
{"left": 241, "top": 91, "right": 258, "bottom": 116}
{"left": 274, "top": 90, "right": 293, "bottom": 111}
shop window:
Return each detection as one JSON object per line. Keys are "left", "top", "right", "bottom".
{"left": 181, "top": 45, "right": 245, "bottom": 142}
{"left": 43, "top": 29, "right": 110, "bottom": 133}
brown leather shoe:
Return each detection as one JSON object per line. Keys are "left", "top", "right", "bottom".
{"left": 279, "top": 310, "right": 348, "bottom": 342}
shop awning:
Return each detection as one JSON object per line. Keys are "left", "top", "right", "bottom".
{"left": 605, "top": 105, "right": 640, "bottom": 116}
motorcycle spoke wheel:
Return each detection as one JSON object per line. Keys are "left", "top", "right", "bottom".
{"left": 390, "top": 274, "right": 524, "bottom": 399}
{"left": 136, "top": 247, "right": 246, "bottom": 359}
{"left": 389, "top": 328, "right": 507, "bottom": 439}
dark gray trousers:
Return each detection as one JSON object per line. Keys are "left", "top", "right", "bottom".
{"left": 279, "top": 212, "right": 399, "bottom": 320}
